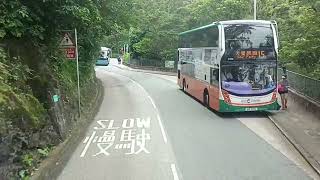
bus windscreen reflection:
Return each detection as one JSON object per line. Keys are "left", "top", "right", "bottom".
{"left": 221, "top": 63, "right": 276, "bottom": 95}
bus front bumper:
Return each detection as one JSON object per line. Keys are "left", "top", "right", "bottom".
{"left": 219, "top": 100, "right": 281, "bottom": 112}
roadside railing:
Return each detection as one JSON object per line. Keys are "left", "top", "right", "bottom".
{"left": 278, "top": 68, "right": 320, "bottom": 104}
{"left": 126, "top": 58, "right": 177, "bottom": 73}
{"left": 128, "top": 58, "right": 164, "bottom": 67}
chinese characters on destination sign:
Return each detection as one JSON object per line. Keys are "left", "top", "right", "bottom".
{"left": 80, "top": 117, "right": 151, "bottom": 157}
{"left": 236, "top": 50, "right": 266, "bottom": 59}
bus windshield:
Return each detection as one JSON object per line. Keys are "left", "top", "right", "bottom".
{"left": 224, "top": 24, "right": 275, "bottom": 61}
{"left": 221, "top": 62, "right": 276, "bottom": 96}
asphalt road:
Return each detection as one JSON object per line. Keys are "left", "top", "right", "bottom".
{"left": 58, "top": 59, "right": 316, "bottom": 180}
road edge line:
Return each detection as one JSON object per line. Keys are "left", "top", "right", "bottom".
{"left": 147, "top": 95, "right": 157, "bottom": 109}
{"left": 171, "top": 163, "right": 180, "bottom": 180}
{"left": 107, "top": 71, "right": 169, "bottom": 144}
{"left": 128, "top": 77, "right": 168, "bottom": 144}
{"left": 157, "top": 114, "right": 168, "bottom": 143}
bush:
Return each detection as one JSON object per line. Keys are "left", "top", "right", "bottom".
{"left": 123, "top": 53, "right": 131, "bottom": 64}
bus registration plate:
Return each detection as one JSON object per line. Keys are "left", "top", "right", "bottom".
{"left": 245, "top": 107, "right": 258, "bottom": 111}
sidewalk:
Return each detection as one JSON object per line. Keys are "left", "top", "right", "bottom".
{"left": 269, "top": 92, "right": 320, "bottom": 175}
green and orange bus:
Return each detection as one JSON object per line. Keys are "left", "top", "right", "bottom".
{"left": 177, "top": 20, "right": 281, "bottom": 112}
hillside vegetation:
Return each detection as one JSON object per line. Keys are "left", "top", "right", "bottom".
{"left": 106, "top": 0, "right": 320, "bottom": 79}
{"left": 0, "top": 0, "right": 132, "bottom": 178}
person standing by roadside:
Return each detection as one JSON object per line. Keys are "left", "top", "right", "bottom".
{"left": 278, "top": 75, "right": 289, "bottom": 110}
{"left": 117, "top": 56, "right": 122, "bottom": 64}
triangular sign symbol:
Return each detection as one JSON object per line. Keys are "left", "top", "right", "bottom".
{"left": 60, "top": 33, "right": 74, "bottom": 46}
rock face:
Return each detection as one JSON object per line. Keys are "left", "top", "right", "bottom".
{"left": 27, "top": 126, "right": 61, "bottom": 149}
{"left": 0, "top": 138, "right": 10, "bottom": 164}
{"left": 0, "top": 89, "right": 72, "bottom": 179}
{"left": 0, "top": 79, "right": 100, "bottom": 179}
{"left": 0, "top": 128, "right": 63, "bottom": 178}
{"left": 0, "top": 122, "right": 61, "bottom": 179}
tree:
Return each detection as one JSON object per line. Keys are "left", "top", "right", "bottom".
{"left": 0, "top": 0, "right": 134, "bottom": 178}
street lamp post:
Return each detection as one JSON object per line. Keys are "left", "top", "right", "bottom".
{"left": 254, "top": 0, "right": 257, "bottom": 20}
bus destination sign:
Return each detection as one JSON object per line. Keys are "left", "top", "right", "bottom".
{"left": 235, "top": 50, "right": 266, "bottom": 60}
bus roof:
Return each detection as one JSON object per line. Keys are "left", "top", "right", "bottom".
{"left": 101, "top": 47, "right": 111, "bottom": 51}
{"left": 179, "top": 20, "right": 273, "bottom": 35}
{"left": 179, "top": 23, "right": 218, "bottom": 35}
{"left": 220, "top": 20, "right": 273, "bottom": 25}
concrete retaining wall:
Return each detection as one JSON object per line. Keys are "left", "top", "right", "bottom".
{"left": 288, "top": 90, "right": 320, "bottom": 120}
{"left": 124, "top": 62, "right": 177, "bottom": 73}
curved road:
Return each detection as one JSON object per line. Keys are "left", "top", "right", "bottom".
{"left": 58, "top": 59, "right": 317, "bottom": 180}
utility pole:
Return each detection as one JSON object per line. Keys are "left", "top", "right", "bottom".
{"left": 75, "top": 28, "right": 81, "bottom": 118}
{"left": 128, "top": 28, "right": 131, "bottom": 64}
{"left": 254, "top": 0, "right": 257, "bottom": 20}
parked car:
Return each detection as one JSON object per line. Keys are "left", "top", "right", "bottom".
{"left": 96, "top": 57, "right": 109, "bottom": 66}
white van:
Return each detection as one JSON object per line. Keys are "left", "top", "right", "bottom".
{"left": 100, "top": 47, "right": 111, "bottom": 59}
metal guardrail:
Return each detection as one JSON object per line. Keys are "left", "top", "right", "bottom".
{"left": 129, "top": 58, "right": 165, "bottom": 67}
{"left": 278, "top": 68, "right": 320, "bottom": 103}
{"left": 126, "top": 58, "right": 177, "bottom": 73}
{"left": 129, "top": 58, "right": 177, "bottom": 68}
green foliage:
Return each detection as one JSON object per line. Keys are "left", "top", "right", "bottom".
{"left": 0, "top": 48, "right": 46, "bottom": 133}
{"left": 19, "top": 152, "right": 36, "bottom": 179}
{"left": 37, "top": 147, "right": 51, "bottom": 158}
{"left": 105, "top": 0, "right": 320, "bottom": 79}
{"left": 184, "top": 0, "right": 251, "bottom": 27}
{"left": 17, "top": 146, "right": 52, "bottom": 179}
{"left": 13, "top": 94, "right": 46, "bottom": 128}
{"left": 22, "top": 154, "right": 34, "bottom": 168}
{"left": 18, "top": 169, "right": 29, "bottom": 180}
{"left": 0, "top": 1, "right": 45, "bottom": 40}
{"left": 258, "top": 0, "right": 320, "bottom": 79}
{"left": 123, "top": 53, "right": 131, "bottom": 64}
{"left": 0, "top": 0, "right": 134, "bottom": 177}
{"left": 133, "top": 38, "right": 153, "bottom": 57}
{"left": 106, "top": 0, "right": 251, "bottom": 62}
{"left": 0, "top": 0, "right": 135, "bottom": 131}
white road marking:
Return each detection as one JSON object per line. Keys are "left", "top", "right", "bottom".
{"left": 135, "top": 71, "right": 317, "bottom": 178}
{"left": 97, "top": 69, "right": 182, "bottom": 179}
{"left": 83, "top": 136, "right": 89, "bottom": 144}
{"left": 171, "top": 163, "right": 179, "bottom": 180}
{"left": 92, "top": 136, "right": 98, "bottom": 143}
{"left": 141, "top": 71, "right": 318, "bottom": 179}
{"left": 127, "top": 79, "right": 168, "bottom": 143}
{"left": 148, "top": 95, "right": 157, "bottom": 109}
{"left": 105, "top": 71, "right": 169, "bottom": 144}
{"left": 157, "top": 114, "right": 168, "bottom": 144}
{"left": 80, "top": 131, "right": 96, "bottom": 157}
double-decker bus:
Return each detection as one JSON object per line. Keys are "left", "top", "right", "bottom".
{"left": 177, "top": 20, "right": 280, "bottom": 112}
